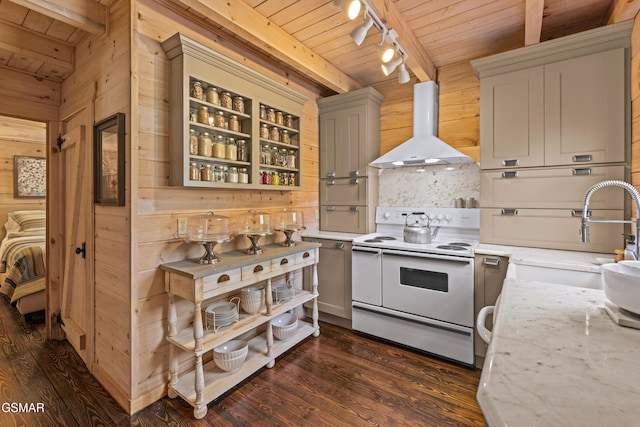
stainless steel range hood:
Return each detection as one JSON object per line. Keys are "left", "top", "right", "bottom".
{"left": 370, "top": 81, "right": 474, "bottom": 168}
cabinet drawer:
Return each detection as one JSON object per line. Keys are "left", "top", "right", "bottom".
{"left": 320, "top": 205, "right": 369, "bottom": 234}
{"left": 241, "top": 261, "right": 272, "bottom": 281}
{"left": 480, "top": 208, "right": 623, "bottom": 253}
{"left": 295, "top": 248, "right": 316, "bottom": 265}
{"left": 480, "top": 165, "right": 627, "bottom": 209}
{"left": 320, "top": 177, "right": 368, "bottom": 205}
{"left": 270, "top": 254, "right": 295, "bottom": 273}
{"left": 202, "top": 268, "right": 242, "bottom": 292}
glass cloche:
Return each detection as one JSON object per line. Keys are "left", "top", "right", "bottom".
{"left": 274, "top": 209, "right": 305, "bottom": 246}
{"left": 236, "top": 210, "right": 273, "bottom": 254}
{"left": 185, "top": 212, "right": 231, "bottom": 264}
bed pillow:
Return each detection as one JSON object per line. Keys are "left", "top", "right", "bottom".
{"left": 4, "top": 217, "right": 21, "bottom": 234}
{"left": 7, "top": 210, "right": 46, "bottom": 232}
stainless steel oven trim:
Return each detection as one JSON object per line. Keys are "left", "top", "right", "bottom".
{"left": 382, "top": 248, "right": 473, "bottom": 261}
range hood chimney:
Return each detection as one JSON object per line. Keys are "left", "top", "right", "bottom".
{"left": 370, "top": 81, "right": 474, "bottom": 169}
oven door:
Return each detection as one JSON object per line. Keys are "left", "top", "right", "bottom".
{"left": 382, "top": 249, "right": 474, "bottom": 327}
{"left": 352, "top": 246, "right": 382, "bottom": 306}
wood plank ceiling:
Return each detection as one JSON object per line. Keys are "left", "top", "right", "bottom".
{"left": 0, "top": 0, "right": 638, "bottom": 92}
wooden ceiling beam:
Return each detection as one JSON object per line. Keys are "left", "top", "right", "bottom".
{"left": 8, "top": 0, "right": 106, "bottom": 35}
{"left": 0, "top": 19, "right": 73, "bottom": 74}
{"left": 174, "top": 0, "right": 361, "bottom": 93}
{"left": 367, "top": 0, "right": 435, "bottom": 82}
{"left": 607, "top": 0, "right": 640, "bottom": 23}
{"left": 524, "top": 0, "right": 545, "bottom": 45}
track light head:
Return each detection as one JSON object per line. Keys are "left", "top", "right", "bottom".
{"left": 334, "top": 0, "right": 362, "bottom": 20}
{"left": 397, "top": 61, "right": 410, "bottom": 84}
{"left": 381, "top": 55, "right": 403, "bottom": 76}
{"left": 350, "top": 12, "right": 374, "bottom": 46}
{"left": 377, "top": 30, "right": 397, "bottom": 63}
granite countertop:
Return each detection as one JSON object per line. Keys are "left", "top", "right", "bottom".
{"left": 477, "top": 247, "right": 640, "bottom": 426}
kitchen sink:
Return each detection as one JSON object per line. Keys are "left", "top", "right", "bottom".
{"left": 509, "top": 264, "right": 602, "bottom": 289}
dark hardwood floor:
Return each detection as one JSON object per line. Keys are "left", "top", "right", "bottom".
{"left": 0, "top": 301, "right": 485, "bottom": 426}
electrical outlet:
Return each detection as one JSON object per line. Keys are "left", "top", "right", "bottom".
{"left": 177, "top": 218, "right": 188, "bottom": 235}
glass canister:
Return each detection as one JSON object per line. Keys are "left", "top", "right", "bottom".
{"left": 284, "top": 114, "right": 294, "bottom": 128}
{"left": 206, "top": 86, "right": 218, "bottom": 105}
{"left": 270, "top": 126, "right": 280, "bottom": 142}
{"left": 275, "top": 111, "right": 284, "bottom": 125}
{"left": 198, "top": 132, "right": 212, "bottom": 157}
{"left": 212, "top": 135, "right": 226, "bottom": 159}
{"left": 213, "top": 111, "right": 225, "bottom": 128}
{"left": 287, "top": 150, "right": 296, "bottom": 169}
{"left": 289, "top": 172, "right": 297, "bottom": 186}
{"left": 261, "top": 145, "right": 271, "bottom": 165}
{"left": 190, "top": 81, "right": 203, "bottom": 100}
{"left": 213, "top": 165, "right": 224, "bottom": 182}
{"left": 261, "top": 170, "right": 271, "bottom": 185}
{"left": 237, "top": 139, "right": 248, "bottom": 162}
{"left": 239, "top": 167, "right": 249, "bottom": 184}
{"left": 260, "top": 123, "right": 269, "bottom": 139}
{"left": 259, "top": 104, "right": 266, "bottom": 120}
{"left": 196, "top": 106, "right": 209, "bottom": 125}
{"left": 279, "top": 149, "right": 288, "bottom": 166}
{"left": 228, "top": 167, "right": 238, "bottom": 183}
{"left": 200, "top": 164, "right": 213, "bottom": 182}
{"left": 189, "top": 109, "right": 197, "bottom": 122}
{"left": 233, "top": 96, "right": 244, "bottom": 114}
{"left": 189, "top": 162, "right": 200, "bottom": 181}
{"left": 189, "top": 129, "right": 198, "bottom": 155}
{"left": 220, "top": 92, "right": 233, "bottom": 109}
{"left": 267, "top": 108, "right": 276, "bottom": 122}
{"left": 271, "top": 171, "right": 280, "bottom": 185}
{"left": 238, "top": 210, "right": 272, "bottom": 234}
{"left": 228, "top": 115, "right": 239, "bottom": 132}
{"left": 225, "top": 138, "right": 237, "bottom": 160}
{"left": 280, "top": 130, "right": 290, "bottom": 144}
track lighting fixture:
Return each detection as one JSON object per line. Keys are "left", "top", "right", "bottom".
{"left": 334, "top": 0, "right": 362, "bottom": 20}
{"left": 377, "top": 31, "right": 396, "bottom": 63}
{"left": 397, "top": 61, "right": 410, "bottom": 84}
{"left": 350, "top": 10, "right": 374, "bottom": 46}
{"left": 381, "top": 55, "right": 402, "bottom": 76}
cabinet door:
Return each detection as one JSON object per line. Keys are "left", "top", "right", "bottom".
{"left": 544, "top": 48, "right": 626, "bottom": 166}
{"left": 474, "top": 255, "right": 508, "bottom": 361}
{"left": 320, "top": 205, "right": 369, "bottom": 234}
{"left": 320, "top": 177, "right": 368, "bottom": 205}
{"left": 319, "top": 110, "right": 342, "bottom": 178}
{"left": 480, "top": 66, "right": 544, "bottom": 169}
{"left": 340, "top": 104, "right": 369, "bottom": 177}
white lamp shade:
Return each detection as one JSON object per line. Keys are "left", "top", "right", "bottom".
{"left": 350, "top": 14, "right": 374, "bottom": 46}
{"left": 334, "top": 0, "right": 361, "bottom": 20}
{"left": 381, "top": 56, "right": 403, "bottom": 76}
{"left": 397, "top": 62, "right": 410, "bottom": 84}
{"left": 378, "top": 41, "right": 395, "bottom": 63}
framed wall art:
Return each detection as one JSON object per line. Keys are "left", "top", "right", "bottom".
{"left": 94, "top": 113, "right": 125, "bottom": 206}
{"left": 14, "top": 155, "right": 46, "bottom": 198}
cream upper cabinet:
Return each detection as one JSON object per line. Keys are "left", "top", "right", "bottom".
{"left": 479, "top": 66, "right": 544, "bottom": 169}
{"left": 544, "top": 48, "right": 625, "bottom": 166}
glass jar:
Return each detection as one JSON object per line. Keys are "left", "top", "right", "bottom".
{"left": 220, "top": 92, "right": 233, "bottom": 109}
{"left": 206, "top": 86, "right": 218, "bottom": 104}
{"left": 275, "top": 111, "right": 284, "bottom": 125}
{"left": 189, "top": 129, "right": 198, "bottom": 155}
{"left": 259, "top": 104, "right": 266, "bottom": 120}
{"left": 237, "top": 139, "right": 248, "bottom": 162}
{"left": 260, "top": 123, "right": 269, "bottom": 139}
{"left": 289, "top": 172, "right": 297, "bottom": 186}
{"left": 280, "top": 149, "right": 288, "bottom": 167}
{"left": 284, "top": 114, "right": 294, "bottom": 128}
{"left": 271, "top": 171, "right": 280, "bottom": 186}
{"left": 190, "top": 81, "right": 203, "bottom": 100}
{"left": 198, "top": 132, "right": 212, "bottom": 157}
{"left": 196, "top": 106, "right": 209, "bottom": 125}
{"left": 213, "top": 166, "right": 224, "bottom": 182}
{"left": 233, "top": 96, "right": 244, "bottom": 114}
{"left": 200, "top": 164, "right": 213, "bottom": 181}
{"left": 189, "top": 109, "right": 197, "bottom": 122}
{"left": 280, "top": 130, "right": 290, "bottom": 144}
{"left": 213, "top": 111, "right": 225, "bottom": 128}
{"left": 212, "top": 135, "right": 226, "bottom": 159}
{"left": 287, "top": 150, "right": 296, "bottom": 169}
{"left": 261, "top": 170, "right": 271, "bottom": 185}
{"left": 226, "top": 138, "right": 237, "bottom": 160}
{"left": 228, "top": 166, "right": 239, "bottom": 183}
{"left": 271, "top": 146, "right": 279, "bottom": 165}
{"left": 189, "top": 162, "right": 200, "bottom": 181}
{"left": 228, "top": 115, "right": 239, "bottom": 132}
{"left": 267, "top": 108, "right": 276, "bottom": 122}
{"left": 261, "top": 145, "right": 271, "bottom": 165}
{"left": 239, "top": 167, "right": 249, "bottom": 184}
{"left": 270, "top": 126, "right": 280, "bottom": 142}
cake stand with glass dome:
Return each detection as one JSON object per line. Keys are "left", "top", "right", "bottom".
{"left": 236, "top": 210, "right": 273, "bottom": 255}
{"left": 185, "top": 212, "right": 232, "bottom": 264}
{"left": 274, "top": 209, "right": 305, "bottom": 247}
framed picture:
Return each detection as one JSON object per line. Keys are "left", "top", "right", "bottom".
{"left": 14, "top": 156, "right": 46, "bottom": 198}
{"left": 94, "top": 113, "right": 125, "bottom": 206}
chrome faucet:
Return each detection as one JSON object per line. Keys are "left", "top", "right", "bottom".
{"left": 580, "top": 180, "right": 640, "bottom": 260}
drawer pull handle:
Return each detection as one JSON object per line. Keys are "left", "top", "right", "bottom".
{"left": 571, "top": 209, "right": 592, "bottom": 217}
{"left": 501, "top": 171, "right": 518, "bottom": 178}
{"left": 350, "top": 206, "right": 359, "bottom": 212}
{"left": 350, "top": 170, "right": 359, "bottom": 176}
{"left": 572, "top": 168, "right": 592, "bottom": 175}
{"left": 572, "top": 154, "right": 592, "bottom": 162}
{"left": 502, "top": 159, "right": 518, "bottom": 167}
{"left": 280, "top": 258, "right": 289, "bottom": 265}
{"left": 326, "top": 172, "right": 336, "bottom": 178}
{"left": 326, "top": 206, "right": 336, "bottom": 211}
{"left": 501, "top": 208, "right": 518, "bottom": 216}
{"left": 217, "top": 274, "right": 230, "bottom": 283}
{"left": 483, "top": 257, "right": 500, "bottom": 267}
{"left": 253, "top": 265, "right": 264, "bottom": 273}
{"left": 350, "top": 178, "right": 359, "bottom": 184}
{"left": 326, "top": 180, "right": 336, "bottom": 185}
{"left": 302, "top": 252, "right": 310, "bottom": 258}
{"left": 334, "top": 242, "right": 345, "bottom": 249}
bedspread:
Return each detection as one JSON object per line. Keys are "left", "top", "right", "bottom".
{"left": 0, "top": 235, "right": 46, "bottom": 305}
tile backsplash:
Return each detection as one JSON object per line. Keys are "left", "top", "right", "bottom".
{"left": 377, "top": 163, "right": 480, "bottom": 207}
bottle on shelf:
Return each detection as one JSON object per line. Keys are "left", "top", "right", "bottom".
{"left": 189, "top": 162, "right": 200, "bottom": 181}
{"left": 275, "top": 111, "right": 284, "bottom": 125}
{"left": 260, "top": 123, "right": 269, "bottom": 139}
{"left": 228, "top": 166, "right": 239, "bottom": 183}
{"left": 213, "top": 135, "right": 226, "bottom": 159}
{"left": 260, "top": 104, "right": 266, "bottom": 120}
{"left": 233, "top": 96, "right": 244, "bottom": 114}
{"left": 213, "top": 111, "right": 225, "bottom": 128}
{"left": 221, "top": 92, "right": 233, "bottom": 109}
{"left": 226, "top": 138, "right": 237, "bottom": 160}
{"left": 200, "top": 164, "right": 213, "bottom": 182}
{"left": 189, "top": 129, "right": 198, "bottom": 155}
{"left": 281, "top": 130, "right": 290, "bottom": 145}
{"left": 270, "top": 126, "right": 280, "bottom": 142}
{"left": 267, "top": 108, "right": 276, "bottom": 122}
{"left": 206, "top": 86, "right": 218, "bottom": 105}
{"left": 239, "top": 167, "right": 249, "bottom": 184}
{"left": 237, "top": 139, "right": 248, "bottom": 162}
{"left": 284, "top": 114, "right": 293, "bottom": 128}
{"left": 198, "top": 132, "right": 212, "bottom": 157}
{"left": 228, "top": 115, "right": 239, "bottom": 132}
{"left": 190, "top": 81, "right": 203, "bottom": 100}
{"left": 197, "top": 106, "right": 209, "bottom": 125}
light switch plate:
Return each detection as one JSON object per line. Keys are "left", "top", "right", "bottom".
{"left": 177, "top": 218, "right": 188, "bottom": 235}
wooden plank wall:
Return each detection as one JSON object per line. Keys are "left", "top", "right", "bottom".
{"left": 0, "top": 116, "right": 46, "bottom": 240}
{"left": 59, "top": 0, "right": 132, "bottom": 409}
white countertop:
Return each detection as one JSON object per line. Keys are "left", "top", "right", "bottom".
{"left": 476, "top": 245, "right": 640, "bottom": 427}
{"left": 301, "top": 230, "right": 364, "bottom": 241}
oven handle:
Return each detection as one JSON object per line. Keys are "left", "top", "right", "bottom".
{"left": 352, "top": 247, "right": 382, "bottom": 254}
{"left": 382, "top": 249, "right": 472, "bottom": 264}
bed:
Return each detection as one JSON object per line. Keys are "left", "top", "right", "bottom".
{"left": 0, "top": 210, "right": 46, "bottom": 315}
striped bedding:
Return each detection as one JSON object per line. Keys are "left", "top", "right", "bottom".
{"left": 0, "top": 231, "right": 46, "bottom": 305}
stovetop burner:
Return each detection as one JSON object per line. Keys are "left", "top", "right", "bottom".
{"left": 364, "top": 239, "right": 383, "bottom": 243}
{"left": 377, "top": 236, "right": 397, "bottom": 240}
{"left": 436, "top": 245, "right": 468, "bottom": 251}
{"left": 448, "top": 242, "right": 471, "bottom": 247}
